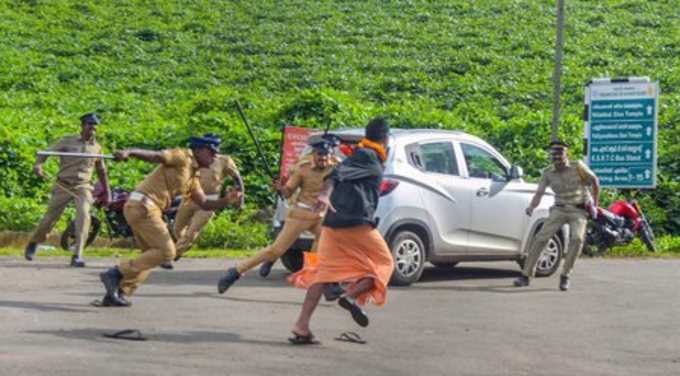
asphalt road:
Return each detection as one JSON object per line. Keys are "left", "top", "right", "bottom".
{"left": 1, "top": 256, "right": 679, "bottom": 376}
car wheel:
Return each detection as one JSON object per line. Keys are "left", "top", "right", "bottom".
{"left": 431, "top": 262, "right": 458, "bottom": 268}
{"left": 533, "top": 234, "right": 563, "bottom": 277}
{"left": 280, "top": 248, "right": 304, "bottom": 272}
{"left": 389, "top": 230, "right": 426, "bottom": 286}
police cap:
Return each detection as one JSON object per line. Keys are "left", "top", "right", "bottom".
{"left": 80, "top": 113, "right": 101, "bottom": 125}
{"left": 188, "top": 133, "right": 221, "bottom": 152}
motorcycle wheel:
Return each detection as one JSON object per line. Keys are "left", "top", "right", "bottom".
{"left": 583, "top": 226, "right": 608, "bottom": 256}
{"left": 639, "top": 220, "right": 657, "bottom": 253}
{"left": 60, "top": 216, "right": 101, "bottom": 251}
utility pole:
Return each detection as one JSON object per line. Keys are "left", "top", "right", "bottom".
{"left": 551, "top": 0, "right": 566, "bottom": 141}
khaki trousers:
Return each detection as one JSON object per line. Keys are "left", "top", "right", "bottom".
{"left": 118, "top": 201, "right": 175, "bottom": 296}
{"left": 30, "top": 183, "right": 92, "bottom": 258}
{"left": 237, "top": 214, "right": 322, "bottom": 274}
{"left": 522, "top": 206, "right": 588, "bottom": 278}
{"left": 173, "top": 201, "right": 214, "bottom": 256}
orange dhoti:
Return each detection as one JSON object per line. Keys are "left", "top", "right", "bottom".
{"left": 289, "top": 224, "right": 394, "bottom": 306}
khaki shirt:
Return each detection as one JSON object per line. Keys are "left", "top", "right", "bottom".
{"left": 37, "top": 135, "right": 102, "bottom": 187}
{"left": 538, "top": 160, "right": 597, "bottom": 206}
{"left": 135, "top": 148, "right": 201, "bottom": 210}
{"left": 286, "top": 155, "right": 338, "bottom": 209}
{"left": 198, "top": 154, "right": 239, "bottom": 194}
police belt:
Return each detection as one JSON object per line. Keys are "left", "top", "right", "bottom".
{"left": 129, "top": 191, "right": 159, "bottom": 209}
{"left": 554, "top": 203, "right": 587, "bottom": 210}
{"left": 294, "top": 202, "right": 314, "bottom": 210}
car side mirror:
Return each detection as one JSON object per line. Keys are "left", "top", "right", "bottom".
{"left": 509, "top": 165, "right": 524, "bottom": 180}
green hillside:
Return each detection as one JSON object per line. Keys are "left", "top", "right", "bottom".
{"left": 1, "top": 0, "right": 679, "bottom": 247}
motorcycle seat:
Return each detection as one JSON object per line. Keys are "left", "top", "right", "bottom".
{"left": 599, "top": 209, "right": 625, "bottom": 228}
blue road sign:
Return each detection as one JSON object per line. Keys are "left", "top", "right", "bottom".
{"left": 585, "top": 78, "right": 658, "bottom": 188}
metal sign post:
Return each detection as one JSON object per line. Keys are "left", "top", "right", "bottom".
{"left": 551, "top": 0, "right": 566, "bottom": 141}
{"left": 584, "top": 77, "right": 659, "bottom": 188}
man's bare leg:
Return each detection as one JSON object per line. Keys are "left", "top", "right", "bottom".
{"left": 292, "top": 283, "right": 325, "bottom": 336}
{"left": 344, "top": 277, "right": 374, "bottom": 299}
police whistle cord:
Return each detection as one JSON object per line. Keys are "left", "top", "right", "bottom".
{"left": 42, "top": 173, "right": 81, "bottom": 200}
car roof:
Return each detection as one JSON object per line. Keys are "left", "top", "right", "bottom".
{"left": 309, "top": 128, "right": 491, "bottom": 146}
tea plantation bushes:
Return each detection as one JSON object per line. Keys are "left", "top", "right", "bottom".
{"left": 1, "top": 0, "right": 679, "bottom": 245}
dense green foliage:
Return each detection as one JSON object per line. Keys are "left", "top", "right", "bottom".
{"left": 1, "top": 0, "right": 679, "bottom": 248}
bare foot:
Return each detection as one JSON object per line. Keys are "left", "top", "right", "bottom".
{"left": 291, "top": 325, "right": 310, "bottom": 337}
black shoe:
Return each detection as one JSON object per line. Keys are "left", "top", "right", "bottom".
{"left": 217, "top": 267, "right": 240, "bottom": 294}
{"left": 259, "top": 261, "right": 274, "bottom": 278}
{"left": 338, "top": 297, "right": 369, "bottom": 327}
{"left": 101, "top": 291, "right": 132, "bottom": 307}
{"left": 116, "top": 291, "right": 132, "bottom": 306}
{"left": 559, "top": 275, "right": 570, "bottom": 291}
{"left": 24, "top": 242, "right": 37, "bottom": 261}
{"left": 513, "top": 276, "right": 530, "bottom": 287}
{"left": 323, "top": 283, "right": 345, "bottom": 301}
{"left": 100, "top": 293, "right": 132, "bottom": 307}
{"left": 100, "top": 267, "right": 123, "bottom": 297}
{"left": 99, "top": 268, "right": 131, "bottom": 307}
{"left": 70, "top": 255, "right": 86, "bottom": 267}
{"left": 160, "top": 261, "right": 174, "bottom": 270}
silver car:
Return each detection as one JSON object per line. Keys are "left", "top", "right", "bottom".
{"left": 272, "top": 129, "right": 565, "bottom": 286}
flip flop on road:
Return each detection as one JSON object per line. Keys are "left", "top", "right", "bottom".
{"left": 334, "top": 331, "right": 366, "bottom": 344}
{"left": 288, "top": 331, "right": 320, "bottom": 345}
{"left": 102, "top": 329, "right": 148, "bottom": 341}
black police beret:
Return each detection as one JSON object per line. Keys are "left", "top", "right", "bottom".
{"left": 188, "top": 133, "right": 221, "bottom": 152}
{"left": 310, "top": 140, "right": 333, "bottom": 155}
{"left": 80, "top": 113, "right": 101, "bottom": 125}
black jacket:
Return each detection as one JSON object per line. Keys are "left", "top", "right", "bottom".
{"left": 323, "top": 147, "right": 383, "bottom": 228}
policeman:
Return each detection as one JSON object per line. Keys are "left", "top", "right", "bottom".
{"left": 25, "top": 113, "right": 111, "bottom": 267}
{"left": 98, "top": 134, "right": 242, "bottom": 306}
{"left": 514, "top": 140, "right": 600, "bottom": 291}
{"left": 217, "top": 139, "right": 338, "bottom": 293}
{"left": 169, "top": 135, "right": 243, "bottom": 266}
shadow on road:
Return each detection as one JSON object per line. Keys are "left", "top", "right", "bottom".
{"left": 419, "top": 265, "right": 520, "bottom": 283}
{"left": 221, "top": 296, "right": 333, "bottom": 308}
{"left": 402, "top": 266, "right": 556, "bottom": 293}
{"left": 66, "top": 291, "right": 334, "bottom": 308}
{"left": 26, "top": 328, "right": 304, "bottom": 348}
{"left": 0, "top": 262, "right": 75, "bottom": 270}
{"left": 85, "top": 269, "right": 298, "bottom": 289}
{"left": 0, "top": 300, "right": 94, "bottom": 313}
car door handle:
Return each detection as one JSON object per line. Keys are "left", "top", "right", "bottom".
{"left": 476, "top": 188, "right": 489, "bottom": 197}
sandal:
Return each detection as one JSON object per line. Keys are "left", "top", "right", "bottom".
{"left": 338, "top": 297, "right": 369, "bottom": 327}
{"left": 288, "top": 331, "right": 320, "bottom": 345}
{"left": 334, "top": 331, "right": 366, "bottom": 344}
{"left": 102, "top": 329, "right": 148, "bottom": 341}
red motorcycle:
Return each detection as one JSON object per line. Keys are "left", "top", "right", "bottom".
{"left": 60, "top": 182, "right": 180, "bottom": 250}
{"left": 584, "top": 197, "right": 657, "bottom": 255}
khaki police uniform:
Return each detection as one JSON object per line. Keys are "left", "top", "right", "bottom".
{"left": 236, "top": 156, "right": 337, "bottom": 274}
{"left": 30, "top": 135, "right": 102, "bottom": 257}
{"left": 118, "top": 148, "right": 201, "bottom": 296}
{"left": 174, "top": 155, "right": 240, "bottom": 256}
{"left": 523, "top": 160, "right": 597, "bottom": 278}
